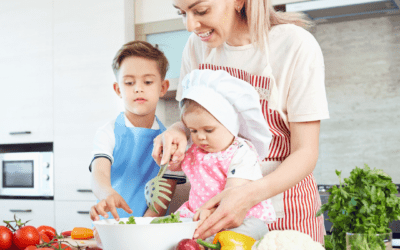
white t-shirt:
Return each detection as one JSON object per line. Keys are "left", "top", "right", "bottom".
{"left": 177, "top": 24, "right": 330, "bottom": 127}
{"left": 90, "top": 114, "right": 186, "bottom": 184}
{"left": 226, "top": 137, "right": 264, "bottom": 181}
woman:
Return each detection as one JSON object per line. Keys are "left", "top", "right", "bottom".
{"left": 152, "top": 0, "right": 329, "bottom": 244}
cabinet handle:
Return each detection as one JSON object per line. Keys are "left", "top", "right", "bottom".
{"left": 9, "top": 131, "right": 31, "bottom": 135}
{"left": 77, "top": 189, "right": 92, "bottom": 193}
{"left": 77, "top": 211, "right": 90, "bottom": 214}
{"left": 10, "top": 209, "right": 32, "bottom": 213}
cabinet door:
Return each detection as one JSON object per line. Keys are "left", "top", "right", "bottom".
{"left": 55, "top": 201, "right": 96, "bottom": 232}
{"left": 0, "top": 200, "right": 55, "bottom": 228}
{"left": 53, "top": 0, "right": 130, "bottom": 201}
{"left": 0, "top": 0, "right": 53, "bottom": 144}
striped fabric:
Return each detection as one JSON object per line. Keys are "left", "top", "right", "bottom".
{"left": 199, "top": 64, "right": 325, "bottom": 244}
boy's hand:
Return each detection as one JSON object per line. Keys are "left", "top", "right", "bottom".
{"left": 90, "top": 192, "right": 132, "bottom": 221}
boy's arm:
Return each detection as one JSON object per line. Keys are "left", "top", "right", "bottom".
{"left": 90, "top": 157, "right": 132, "bottom": 221}
{"left": 143, "top": 178, "right": 178, "bottom": 217}
{"left": 91, "top": 157, "right": 115, "bottom": 200}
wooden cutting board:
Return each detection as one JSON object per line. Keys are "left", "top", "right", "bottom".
{"left": 60, "top": 237, "right": 100, "bottom": 250}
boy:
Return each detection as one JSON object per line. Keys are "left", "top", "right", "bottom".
{"left": 89, "top": 41, "right": 186, "bottom": 222}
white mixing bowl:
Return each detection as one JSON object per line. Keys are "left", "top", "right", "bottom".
{"left": 94, "top": 217, "right": 198, "bottom": 250}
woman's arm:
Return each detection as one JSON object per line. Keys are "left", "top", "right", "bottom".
{"left": 152, "top": 121, "right": 190, "bottom": 169}
{"left": 193, "top": 121, "right": 321, "bottom": 239}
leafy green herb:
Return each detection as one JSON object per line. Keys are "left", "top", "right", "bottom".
{"left": 316, "top": 164, "right": 400, "bottom": 250}
{"left": 118, "top": 216, "right": 136, "bottom": 224}
{"left": 150, "top": 211, "right": 182, "bottom": 224}
{"left": 324, "top": 235, "right": 333, "bottom": 250}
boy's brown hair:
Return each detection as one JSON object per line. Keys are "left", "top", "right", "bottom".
{"left": 112, "top": 40, "right": 169, "bottom": 80}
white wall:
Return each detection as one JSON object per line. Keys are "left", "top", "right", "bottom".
{"left": 135, "top": 0, "right": 179, "bottom": 24}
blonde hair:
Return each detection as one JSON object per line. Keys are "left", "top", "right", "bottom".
{"left": 240, "top": 0, "right": 313, "bottom": 51}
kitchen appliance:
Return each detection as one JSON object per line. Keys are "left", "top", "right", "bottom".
{"left": 0, "top": 149, "right": 53, "bottom": 199}
{"left": 286, "top": 0, "right": 400, "bottom": 23}
{"left": 94, "top": 217, "right": 198, "bottom": 250}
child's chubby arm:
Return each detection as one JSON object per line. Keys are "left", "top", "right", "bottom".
{"left": 143, "top": 178, "right": 178, "bottom": 217}
{"left": 90, "top": 157, "right": 133, "bottom": 221}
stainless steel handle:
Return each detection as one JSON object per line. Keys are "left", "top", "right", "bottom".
{"left": 77, "top": 189, "right": 92, "bottom": 193}
{"left": 9, "top": 131, "right": 31, "bottom": 135}
{"left": 77, "top": 211, "right": 90, "bottom": 214}
{"left": 10, "top": 209, "right": 32, "bottom": 213}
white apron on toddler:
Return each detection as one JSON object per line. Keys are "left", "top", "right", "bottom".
{"left": 177, "top": 138, "right": 276, "bottom": 223}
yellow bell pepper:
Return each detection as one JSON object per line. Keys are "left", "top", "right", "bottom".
{"left": 197, "top": 231, "right": 256, "bottom": 250}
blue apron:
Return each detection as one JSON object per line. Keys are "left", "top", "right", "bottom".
{"left": 105, "top": 112, "right": 166, "bottom": 219}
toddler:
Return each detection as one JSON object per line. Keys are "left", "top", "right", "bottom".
{"left": 176, "top": 69, "right": 276, "bottom": 241}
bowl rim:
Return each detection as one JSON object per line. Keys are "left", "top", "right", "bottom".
{"left": 93, "top": 217, "right": 197, "bottom": 227}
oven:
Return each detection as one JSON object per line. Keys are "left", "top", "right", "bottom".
{"left": 0, "top": 151, "right": 53, "bottom": 199}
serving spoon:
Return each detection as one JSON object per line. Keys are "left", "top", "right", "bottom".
{"left": 144, "top": 162, "right": 172, "bottom": 214}
{"left": 144, "top": 144, "right": 178, "bottom": 214}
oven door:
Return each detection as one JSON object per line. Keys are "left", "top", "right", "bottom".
{"left": 0, "top": 152, "right": 41, "bottom": 197}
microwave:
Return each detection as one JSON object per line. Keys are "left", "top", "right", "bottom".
{"left": 0, "top": 151, "right": 54, "bottom": 199}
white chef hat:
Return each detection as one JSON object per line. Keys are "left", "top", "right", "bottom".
{"left": 180, "top": 69, "right": 272, "bottom": 159}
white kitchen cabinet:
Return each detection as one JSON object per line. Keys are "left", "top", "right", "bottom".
{"left": 53, "top": 0, "right": 133, "bottom": 201}
{"left": 0, "top": 200, "right": 55, "bottom": 228}
{"left": 54, "top": 201, "right": 96, "bottom": 232}
{"left": 0, "top": 0, "right": 53, "bottom": 144}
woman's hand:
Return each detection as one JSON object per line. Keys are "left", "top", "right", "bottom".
{"left": 193, "top": 184, "right": 256, "bottom": 239}
{"left": 152, "top": 121, "right": 188, "bottom": 170}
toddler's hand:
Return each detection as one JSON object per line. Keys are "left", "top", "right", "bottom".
{"left": 152, "top": 128, "right": 187, "bottom": 169}
{"left": 193, "top": 209, "right": 213, "bottom": 230}
{"left": 90, "top": 192, "right": 132, "bottom": 221}
{"left": 158, "top": 143, "right": 184, "bottom": 171}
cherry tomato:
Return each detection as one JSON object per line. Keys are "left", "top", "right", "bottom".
{"left": 13, "top": 225, "right": 40, "bottom": 250}
{"left": 39, "top": 233, "right": 50, "bottom": 244}
{"left": 51, "top": 242, "right": 72, "bottom": 250}
{"left": 24, "top": 246, "right": 38, "bottom": 250}
{"left": 9, "top": 242, "right": 21, "bottom": 250}
{"left": 36, "top": 226, "right": 57, "bottom": 241}
{"left": 0, "top": 225, "right": 13, "bottom": 249}
{"left": 61, "top": 231, "right": 72, "bottom": 237}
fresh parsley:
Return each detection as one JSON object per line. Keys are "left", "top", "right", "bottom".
{"left": 316, "top": 164, "right": 400, "bottom": 250}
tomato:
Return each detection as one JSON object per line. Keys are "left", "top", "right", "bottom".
{"left": 9, "top": 242, "right": 21, "bottom": 250}
{"left": 51, "top": 242, "right": 72, "bottom": 250}
{"left": 13, "top": 225, "right": 40, "bottom": 250}
{"left": 0, "top": 226, "right": 13, "bottom": 249}
{"left": 60, "top": 231, "right": 71, "bottom": 237}
{"left": 24, "top": 246, "right": 38, "bottom": 250}
{"left": 36, "top": 226, "right": 57, "bottom": 241}
{"left": 39, "top": 233, "right": 50, "bottom": 244}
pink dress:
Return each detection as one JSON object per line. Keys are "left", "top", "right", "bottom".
{"left": 177, "top": 138, "right": 276, "bottom": 223}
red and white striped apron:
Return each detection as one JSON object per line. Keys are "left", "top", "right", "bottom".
{"left": 199, "top": 63, "right": 325, "bottom": 244}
